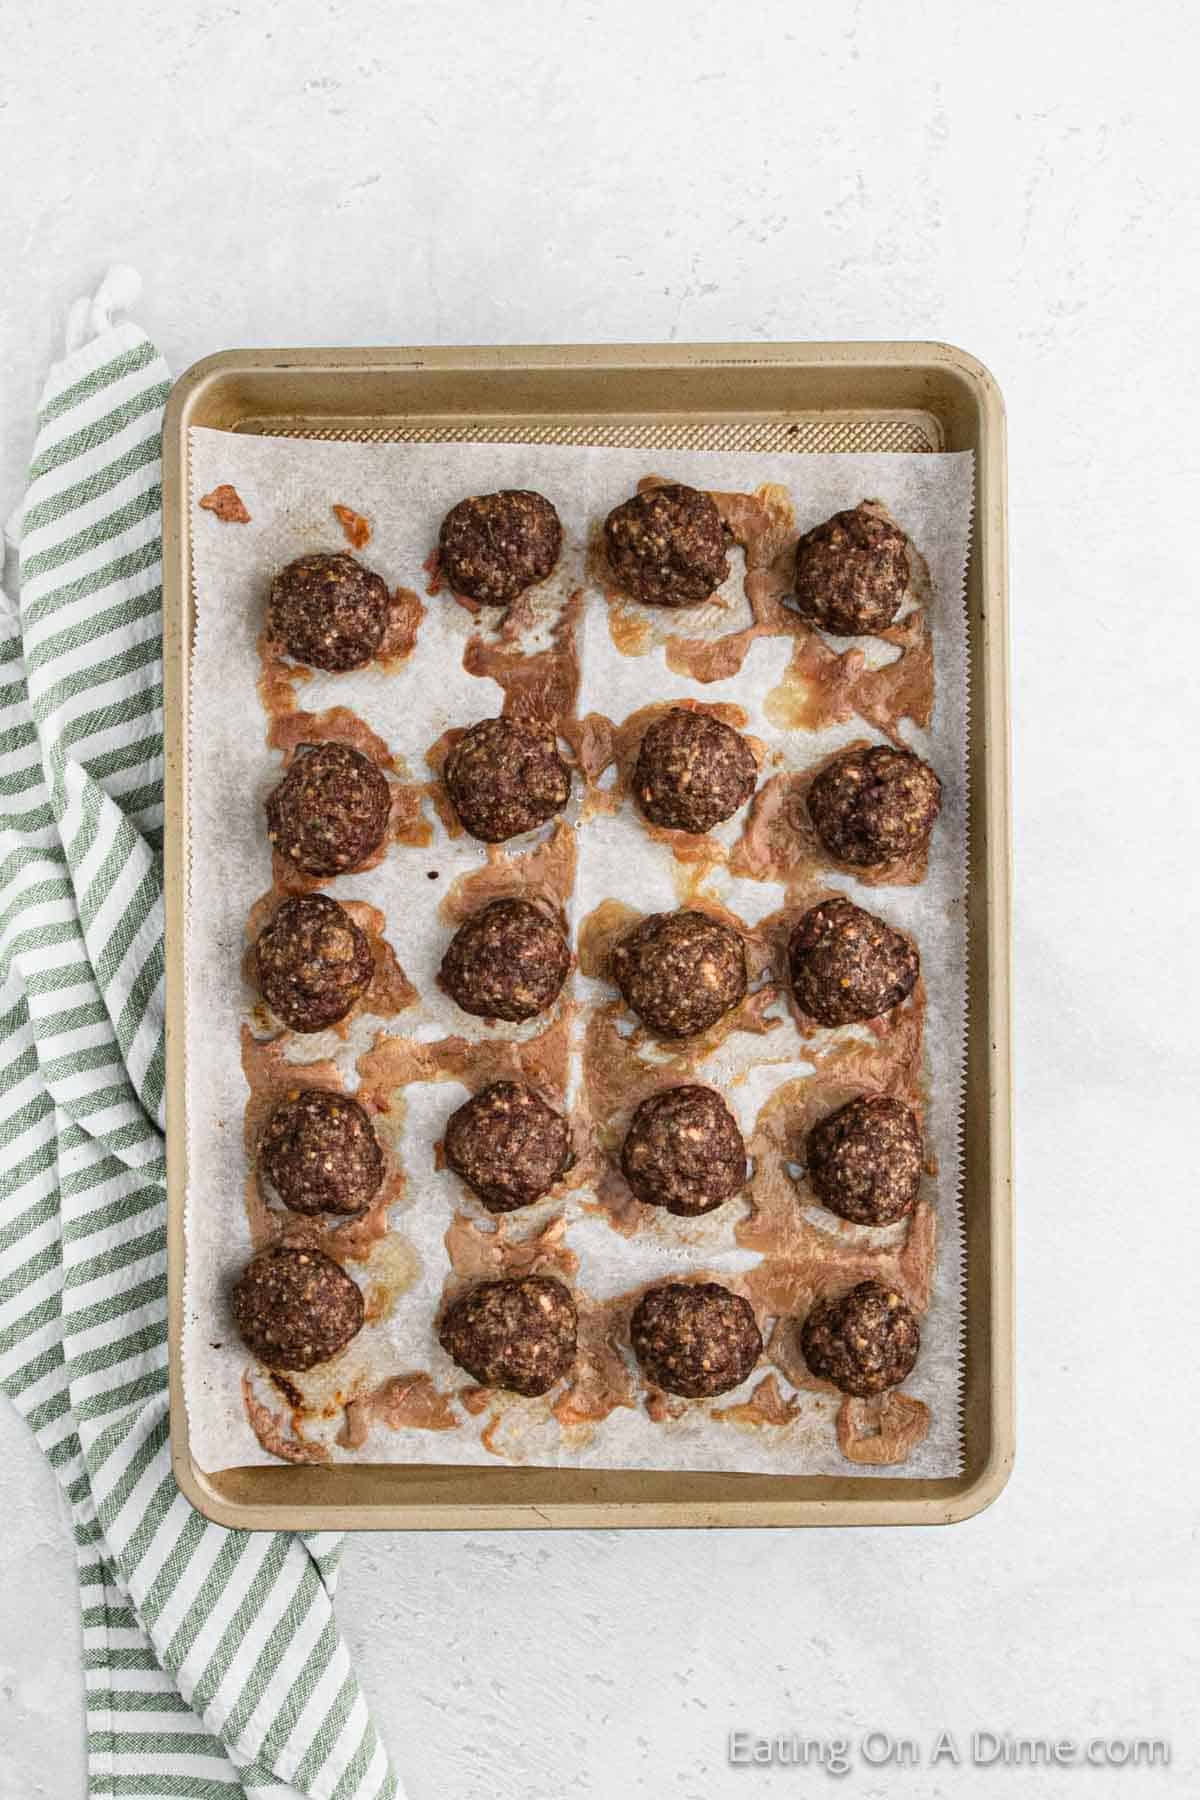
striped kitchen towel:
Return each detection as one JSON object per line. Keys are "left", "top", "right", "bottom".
{"left": 0, "top": 269, "right": 401, "bottom": 1800}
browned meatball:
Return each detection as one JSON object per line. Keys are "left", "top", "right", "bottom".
{"left": 255, "top": 893, "right": 374, "bottom": 1033}
{"left": 604, "top": 483, "right": 729, "bottom": 607}
{"left": 800, "top": 1280, "right": 920, "bottom": 1396}
{"left": 438, "top": 490, "right": 562, "bottom": 606}
{"left": 793, "top": 504, "right": 910, "bottom": 636}
{"left": 265, "top": 741, "right": 391, "bottom": 876}
{"left": 633, "top": 709, "right": 757, "bottom": 835}
{"left": 444, "top": 1081, "right": 573, "bottom": 1212}
{"left": 444, "top": 717, "right": 571, "bottom": 843}
{"left": 611, "top": 910, "right": 746, "bottom": 1040}
{"left": 438, "top": 1275, "right": 577, "bottom": 1395}
{"left": 806, "top": 1095, "right": 923, "bottom": 1226}
{"left": 259, "top": 1088, "right": 385, "bottom": 1217}
{"left": 621, "top": 1086, "right": 747, "bottom": 1216}
{"left": 233, "top": 1244, "right": 364, "bottom": 1371}
{"left": 808, "top": 746, "right": 941, "bottom": 867}
{"left": 788, "top": 896, "right": 918, "bottom": 1028}
{"left": 631, "top": 1282, "right": 761, "bottom": 1398}
{"left": 439, "top": 898, "right": 571, "bottom": 1023}
{"left": 267, "top": 553, "right": 389, "bottom": 671}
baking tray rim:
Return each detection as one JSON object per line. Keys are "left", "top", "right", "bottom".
{"left": 162, "top": 339, "right": 1012, "bottom": 1530}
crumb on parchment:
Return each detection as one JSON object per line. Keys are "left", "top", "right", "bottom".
{"left": 199, "top": 483, "right": 251, "bottom": 523}
{"left": 333, "top": 504, "right": 371, "bottom": 549}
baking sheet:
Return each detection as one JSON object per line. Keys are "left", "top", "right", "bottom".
{"left": 183, "top": 428, "right": 973, "bottom": 1478}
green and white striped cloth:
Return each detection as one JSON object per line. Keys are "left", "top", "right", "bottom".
{"left": 0, "top": 271, "right": 401, "bottom": 1800}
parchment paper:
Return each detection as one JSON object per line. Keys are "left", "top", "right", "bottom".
{"left": 184, "top": 428, "right": 973, "bottom": 1478}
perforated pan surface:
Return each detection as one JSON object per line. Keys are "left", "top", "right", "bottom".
{"left": 244, "top": 416, "right": 939, "bottom": 453}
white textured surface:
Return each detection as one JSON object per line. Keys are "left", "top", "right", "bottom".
{"left": 2, "top": 2, "right": 1198, "bottom": 1797}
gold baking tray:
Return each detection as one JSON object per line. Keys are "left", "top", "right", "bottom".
{"left": 163, "top": 343, "right": 1011, "bottom": 1530}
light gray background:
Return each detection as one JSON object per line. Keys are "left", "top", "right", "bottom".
{"left": 1, "top": 2, "right": 1197, "bottom": 1798}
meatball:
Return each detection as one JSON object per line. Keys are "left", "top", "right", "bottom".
{"left": 444, "top": 717, "right": 571, "bottom": 843}
{"left": 439, "top": 898, "right": 570, "bottom": 1023}
{"left": 255, "top": 893, "right": 374, "bottom": 1033}
{"left": 267, "top": 552, "right": 389, "bottom": 671}
{"left": 788, "top": 896, "right": 918, "bottom": 1028}
{"left": 438, "top": 490, "right": 562, "bottom": 606}
{"left": 438, "top": 1274, "right": 577, "bottom": 1395}
{"left": 604, "top": 483, "right": 729, "bottom": 607}
{"left": 793, "top": 504, "right": 910, "bottom": 635}
{"left": 265, "top": 741, "right": 391, "bottom": 876}
{"left": 233, "top": 1244, "right": 364, "bottom": 1371}
{"left": 806, "top": 1095, "right": 923, "bottom": 1226}
{"left": 808, "top": 745, "right": 941, "bottom": 867}
{"left": 611, "top": 909, "right": 747, "bottom": 1040}
{"left": 621, "top": 1086, "right": 747, "bottom": 1216}
{"left": 630, "top": 1282, "right": 761, "bottom": 1398}
{"left": 633, "top": 708, "right": 757, "bottom": 835}
{"left": 444, "top": 1080, "right": 573, "bottom": 1212}
{"left": 800, "top": 1280, "right": 920, "bottom": 1396}
{"left": 259, "top": 1088, "right": 385, "bottom": 1217}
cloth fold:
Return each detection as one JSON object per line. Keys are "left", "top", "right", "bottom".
{"left": 0, "top": 274, "right": 401, "bottom": 1800}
